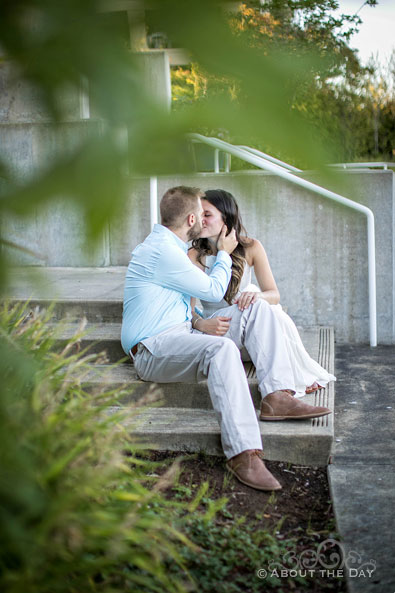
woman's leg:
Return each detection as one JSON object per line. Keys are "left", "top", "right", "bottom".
{"left": 211, "top": 300, "right": 296, "bottom": 396}
{"left": 208, "top": 302, "right": 331, "bottom": 420}
{"left": 270, "top": 304, "right": 336, "bottom": 397}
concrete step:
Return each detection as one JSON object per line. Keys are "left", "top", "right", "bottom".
{"left": 5, "top": 266, "right": 126, "bottom": 322}
{"left": 106, "top": 401, "right": 334, "bottom": 466}
{"left": 83, "top": 326, "right": 332, "bottom": 406}
{"left": 88, "top": 327, "right": 335, "bottom": 465}
{"left": 52, "top": 322, "right": 126, "bottom": 360}
{"left": 84, "top": 361, "right": 260, "bottom": 406}
{"left": 5, "top": 266, "right": 336, "bottom": 466}
{"left": 52, "top": 319, "right": 325, "bottom": 365}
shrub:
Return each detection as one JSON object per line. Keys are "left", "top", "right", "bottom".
{"left": 0, "top": 303, "right": 190, "bottom": 593}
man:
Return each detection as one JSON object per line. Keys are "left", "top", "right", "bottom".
{"left": 121, "top": 186, "right": 330, "bottom": 491}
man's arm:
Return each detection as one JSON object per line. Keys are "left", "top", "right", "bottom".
{"left": 157, "top": 246, "right": 232, "bottom": 302}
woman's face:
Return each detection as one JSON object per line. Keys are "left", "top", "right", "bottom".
{"left": 200, "top": 199, "right": 225, "bottom": 239}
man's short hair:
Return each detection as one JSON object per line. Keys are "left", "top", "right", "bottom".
{"left": 160, "top": 186, "right": 204, "bottom": 228}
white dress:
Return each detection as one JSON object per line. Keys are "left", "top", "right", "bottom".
{"left": 199, "top": 255, "right": 336, "bottom": 398}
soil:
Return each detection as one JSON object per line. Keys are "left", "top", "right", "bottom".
{"left": 147, "top": 450, "right": 347, "bottom": 593}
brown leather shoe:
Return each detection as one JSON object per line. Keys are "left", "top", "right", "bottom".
{"left": 226, "top": 449, "right": 282, "bottom": 491}
{"left": 260, "top": 390, "right": 331, "bottom": 421}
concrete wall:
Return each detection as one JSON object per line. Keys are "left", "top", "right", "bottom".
{"left": 117, "top": 170, "right": 393, "bottom": 345}
{"left": 1, "top": 146, "right": 395, "bottom": 343}
{"left": 0, "top": 61, "right": 83, "bottom": 123}
{"left": 0, "top": 51, "right": 171, "bottom": 123}
{"left": 136, "top": 51, "right": 171, "bottom": 111}
{"left": 3, "top": 169, "right": 393, "bottom": 343}
{"left": 1, "top": 50, "right": 394, "bottom": 343}
{"left": 0, "top": 50, "right": 171, "bottom": 267}
{"left": 0, "top": 120, "right": 106, "bottom": 266}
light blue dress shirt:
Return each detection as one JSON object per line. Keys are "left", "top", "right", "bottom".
{"left": 121, "top": 224, "right": 232, "bottom": 354}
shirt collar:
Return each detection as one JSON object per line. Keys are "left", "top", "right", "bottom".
{"left": 152, "top": 224, "right": 188, "bottom": 253}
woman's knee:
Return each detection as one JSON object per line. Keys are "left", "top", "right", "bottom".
{"left": 252, "top": 298, "right": 270, "bottom": 312}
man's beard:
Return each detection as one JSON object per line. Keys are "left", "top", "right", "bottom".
{"left": 187, "top": 220, "right": 203, "bottom": 241}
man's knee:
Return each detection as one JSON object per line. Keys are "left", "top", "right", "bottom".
{"left": 203, "top": 334, "right": 238, "bottom": 355}
{"left": 215, "top": 336, "right": 241, "bottom": 358}
{"left": 199, "top": 335, "right": 241, "bottom": 378}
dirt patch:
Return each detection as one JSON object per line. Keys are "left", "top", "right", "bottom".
{"left": 147, "top": 450, "right": 347, "bottom": 592}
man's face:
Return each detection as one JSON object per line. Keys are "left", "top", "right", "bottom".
{"left": 187, "top": 199, "right": 204, "bottom": 241}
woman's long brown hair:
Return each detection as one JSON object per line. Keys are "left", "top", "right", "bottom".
{"left": 192, "top": 189, "right": 252, "bottom": 304}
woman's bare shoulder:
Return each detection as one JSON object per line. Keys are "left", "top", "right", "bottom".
{"left": 242, "top": 237, "right": 264, "bottom": 265}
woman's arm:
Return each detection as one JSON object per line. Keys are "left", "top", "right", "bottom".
{"left": 188, "top": 248, "right": 206, "bottom": 329}
{"left": 236, "top": 239, "right": 280, "bottom": 309}
{"left": 188, "top": 248, "right": 231, "bottom": 335}
{"left": 188, "top": 248, "right": 204, "bottom": 323}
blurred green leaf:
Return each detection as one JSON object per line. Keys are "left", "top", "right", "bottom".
{"left": 0, "top": 0, "right": 393, "bottom": 276}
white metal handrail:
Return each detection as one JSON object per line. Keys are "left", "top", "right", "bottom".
{"left": 190, "top": 137, "right": 301, "bottom": 174}
{"left": 188, "top": 132, "right": 377, "bottom": 347}
{"left": 328, "top": 162, "right": 393, "bottom": 170}
{"left": 237, "top": 145, "right": 302, "bottom": 173}
{"left": 149, "top": 176, "right": 158, "bottom": 228}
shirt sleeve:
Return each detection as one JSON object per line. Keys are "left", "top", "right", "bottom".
{"left": 155, "top": 246, "right": 232, "bottom": 302}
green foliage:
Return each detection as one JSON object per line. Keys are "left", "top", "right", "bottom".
{"left": 0, "top": 302, "right": 192, "bottom": 593}
{"left": 232, "top": 0, "right": 363, "bottom": 79}
{"left": 0, "top": 303, "right": 341, "bottom": 593}
{"left": 293, "top": 49, "right": 395, "bottom": 162}
{"left": 165, "top": 513, "right": 302, "bottom": 592}
{"left": 170, "top": 1, "right": 394, "bottom": 165}
{"left": 1, "top": 0, "right": 393, "bottom": 275}
{"left": 0, "top": 302, "right": 327, "bottom": 593}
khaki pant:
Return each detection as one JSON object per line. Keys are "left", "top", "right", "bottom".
{"left": 133, "top": 299, "right": 295, "bottom": 459}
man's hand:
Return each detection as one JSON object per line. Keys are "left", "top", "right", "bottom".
{"left": 195, "top": 316, "right": 231, "bottom": 336}
{"left": 234, "top": 291, "right": 258, "bottom": 311}
{"left": 217, "top": 225, "right": 238, "bottom": 254}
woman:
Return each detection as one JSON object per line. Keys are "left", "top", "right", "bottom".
{"left": 188, "top": 189, "right": 335, "bottom": 397}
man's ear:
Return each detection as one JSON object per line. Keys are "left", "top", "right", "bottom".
{"left": 187, "top": 213, "right": 196, "bottom": 227}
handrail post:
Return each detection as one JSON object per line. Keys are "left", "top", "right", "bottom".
{"left": 150, "top": 176, "right": 158, "bottom": 230}
{"left": 367, "top": 212, "right": 377, "bottom": 347}
{"left": 214, "top": 149, "right": 220, "bottom": 173}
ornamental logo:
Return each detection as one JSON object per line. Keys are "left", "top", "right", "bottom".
{"left": 257, "top": 538, "right": 377, "bottom": 580}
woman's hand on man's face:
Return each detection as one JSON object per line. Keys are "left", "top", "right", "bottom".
{"left": 234, "top": 291, "right": 258, "bottom": 311}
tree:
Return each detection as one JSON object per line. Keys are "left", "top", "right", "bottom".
{"left": 170, "top": 0, "right": 392, "bottom": 164}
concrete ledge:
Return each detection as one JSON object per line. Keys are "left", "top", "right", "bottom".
{"left": 107, "top": 401, "right": 333, "bottom": 466}
{"left": 4, "top": 266, "right": 126, "bottom": 302}
{"left": 328, "top": 465, "right": 394, "bottom": 592}
{"left": 4, "top": 266, "right": 335, "bottom": 466}
{"left": 93, "top": 326, "right": 335, "bottom": 466}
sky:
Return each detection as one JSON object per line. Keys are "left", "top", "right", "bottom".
{"left": 335, "top": 0, "right": 395, "bottom": 69}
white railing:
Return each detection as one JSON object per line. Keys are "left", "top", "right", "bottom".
{"left": 149, "top": 176, "right": 158, "bottom": 228}
{"left": 207, "top": 142, "right": 302, "bottom": 174}
{"left": 188, "top": 133, "right": 377, "bottom": 347}
{"left": 237, "top": 146, "right": 302, "bottom": 173}
{"left": 329, "top": 162, "right": 393, "bottom": 170}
